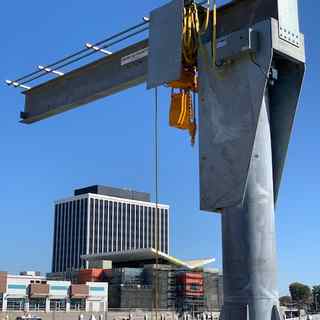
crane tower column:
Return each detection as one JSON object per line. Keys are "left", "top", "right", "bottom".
{"left": 222, "top": 92, "right": 279, "bottom": 320}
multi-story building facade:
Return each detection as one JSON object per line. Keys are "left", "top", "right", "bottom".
{"left": 0, "top": 271, "right": 108, "bottom": 313}
{"left": 52, "top": 186, "right": 170, "bottom": 273}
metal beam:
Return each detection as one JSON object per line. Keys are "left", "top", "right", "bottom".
{"left": 21, "top": 40, "right": 148, "bottom": 124}
{"left": 20, "top": 0, "right": 281, "bottom": 124}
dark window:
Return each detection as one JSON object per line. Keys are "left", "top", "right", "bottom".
{"left": 139, "top": 206, "right": 143, "bottom": 248}
{"left": 113, "top": 202, "right": 118, "bottom": 251}
{"left": 67, "top": 202, "right": 72, "bottom": 270}
{"left": 52, "top": 204, "right": 58, "bottom": 272}
{"left": 61, "top": 203, "right": 66, "bottom": 272}
{"left": 82, "top": 198, "right": 88, "bottom": 267}
{"left": 70, "top": 201, "right": 76, "bottom": 269}
{"left": 64, "top": 202, "right": 69, "bottom": 271}
{"left": 118, "top": 202, "right": 122, "bottom": 251}
{"left": 122, "top": 203, "right": 126, "bottom": 251}
{"left": 78, "top": 199, "right": 83, "bottom": 269}
{"left": 89, "top": 199, "right": 94, "bottom": 254}
{"left": 190, "top": 284, "right": 200, "bottom": 291}
{"left": 70, "top": 299, "right": 86, "bottom": 311}
{"left": 56, "top": 204, "right": 61, "bottom": 272}
{"left": 165, "top": 210, "right": 168, "bottom": 253}
{"left": 6, "top": 298, "right": 25, "bottom": 311}
{"left": 148, "top": 207, "right": 152, "bottom": 248}
{"left": 144, "top": 207, "right": 148, "bottom": 248}
{"left": 108, "top": 202, "right": 113, "bottom": 252}
{"left": 104, "top": 200, "right": 109, "bottom": 253}
{"left": 152, "top": 208, "right": 156, "bottom": 249}
{"left": 94, "top": 199, "right": 99, "bottom": 253}
{"left": 57, "top": 204, "right": 62, "bottom": 272}
{"left": 126, "top": 203, "right": 130, "bottom": 250}
{"left": 161, "top": 209, "right": 165, "bottom": 252}
{"left": 50, "top": 299, "right": 66, "bottom": 311}
{"left": 135, "top": 205, "right": 139, "bottom": 249}
{"left": 131, "top": 204, "right": 135, "bottom": 249}
{"left": 99, "top": 200, "right": 104, "bottom": 253}
{"left": 29, "top": 298, "right": 46, "bottom": 312}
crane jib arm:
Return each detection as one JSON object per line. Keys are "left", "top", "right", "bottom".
{"left": 21, "top": 0, "right": 296, "bottom": 124}
{"left": 21, "top": 40, "right": 149, "bottom": 124}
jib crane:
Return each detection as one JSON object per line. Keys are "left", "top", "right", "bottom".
{"left": 5, "top": 0, "right": 306, "bottom": 319}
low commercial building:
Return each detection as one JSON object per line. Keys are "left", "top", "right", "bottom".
{"left": 0, "top": 272, "right": 108, "bottom": 313}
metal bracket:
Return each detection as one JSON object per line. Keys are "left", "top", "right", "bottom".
{"left": 198, "top": 18, "right": 305, "bottom": 212}
{"left": 147, "top": 0, "right": 184, "bottom": 89}
{"left": 278, "top": 0, "right": 300, "bottom": 47}
{"left": 216, "top": 28, "right": 259, "bottom": 65}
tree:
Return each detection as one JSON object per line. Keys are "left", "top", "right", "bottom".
{"left": 312, "top": 285, "right": 320, "bottom": 311}
{"left": 289, "top": 282, "right": 312, "bottom": 308}
{"left": 279, "top": 296, "right": 292, "bottom": 306}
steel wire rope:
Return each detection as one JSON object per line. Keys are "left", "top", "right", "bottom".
{"left": 12, "top": 20, "right": 149, "bottom": 85}
{"left": 19, "top": 26, "right": 149, "bottom": 86}
{"left": 154, "top": 86, "right": 160, "bottom": 318}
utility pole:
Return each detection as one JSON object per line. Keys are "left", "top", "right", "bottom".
{"left": 6, "top": 0, "right": 306, "bottom": 319}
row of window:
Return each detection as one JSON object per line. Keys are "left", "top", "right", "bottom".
{"left": 53, "top": 197, "right": 169, "bottom": 273}
{"left": 88, "top": 199, "right": 169, "bottom": 255}
{"left": 53, "top": 199, "right": 88, "bottom": 272}
{"left": 3, "top": 298, "right": 86, "bottom": 312}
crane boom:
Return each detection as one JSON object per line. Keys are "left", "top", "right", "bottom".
{"left": 21, "top": 40, "right": 148, "bottom": 124}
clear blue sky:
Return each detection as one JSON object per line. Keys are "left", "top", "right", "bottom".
{"left": 0, "top": 1, "right": 319, "bottom": 296}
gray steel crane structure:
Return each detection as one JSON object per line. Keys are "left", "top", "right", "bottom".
{"left": 7, "top": 0, "right": 306, "bottom": 319}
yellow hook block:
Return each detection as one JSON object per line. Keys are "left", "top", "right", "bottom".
{"left": 169, "top": 89, "right": 197, "bottom": 146}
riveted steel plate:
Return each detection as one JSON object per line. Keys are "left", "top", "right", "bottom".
{"left": 147, "top": 0, "right": 184, "bottom": 89}
{"left": 198, "top": 20, "right": 273, "bottom": 212}
{"left": 278, "top": 0, "right": 300, "bottom": 47}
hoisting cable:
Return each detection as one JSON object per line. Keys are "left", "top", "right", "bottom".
{"left": 154, "top": 86, "right": 160, "bottom": 316}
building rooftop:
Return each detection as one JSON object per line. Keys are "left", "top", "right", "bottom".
{"left": 74, "top": 185, "right": 150, "bottom": 202}
{"left": 82, "top": 248, "right": 215, "bottom": 270}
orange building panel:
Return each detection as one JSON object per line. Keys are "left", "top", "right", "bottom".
{"left": 0, "top": 272, "right": 7, "bottom": 293}
{"left": 29, "top": 283, "right": 49, "bottom": 297}
{"left": 70, "top": 284, "right": 89, "bottom": 298}
{"left": 78, "top": 269, "right": 110, "bottom": 284}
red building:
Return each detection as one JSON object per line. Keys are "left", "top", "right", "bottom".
{"left": 176, "top": 272, "right": 204, "bottom": 297}
{"left": 176, "top": 272, "right": 206, "bottom": 312}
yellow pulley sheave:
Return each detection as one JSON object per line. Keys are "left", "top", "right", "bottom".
{"left": 168, "top": 0, "right": 215, "bottom": 146}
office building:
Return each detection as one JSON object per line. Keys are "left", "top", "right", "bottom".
{"left": 52, "top": 186, "right": 170, "bottom": 273}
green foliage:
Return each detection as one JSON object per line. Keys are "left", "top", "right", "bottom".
{"left": 289, "top": 282, "right": 311, "bottom": 305}
{"left": 279, "top": 296, "right": 292, "bottom": 306}
{"left": 312, "top": 285, "right": 320, "bottom": 308}
{"left": 313, "top": 285, "right": 320, "bottom": 296}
